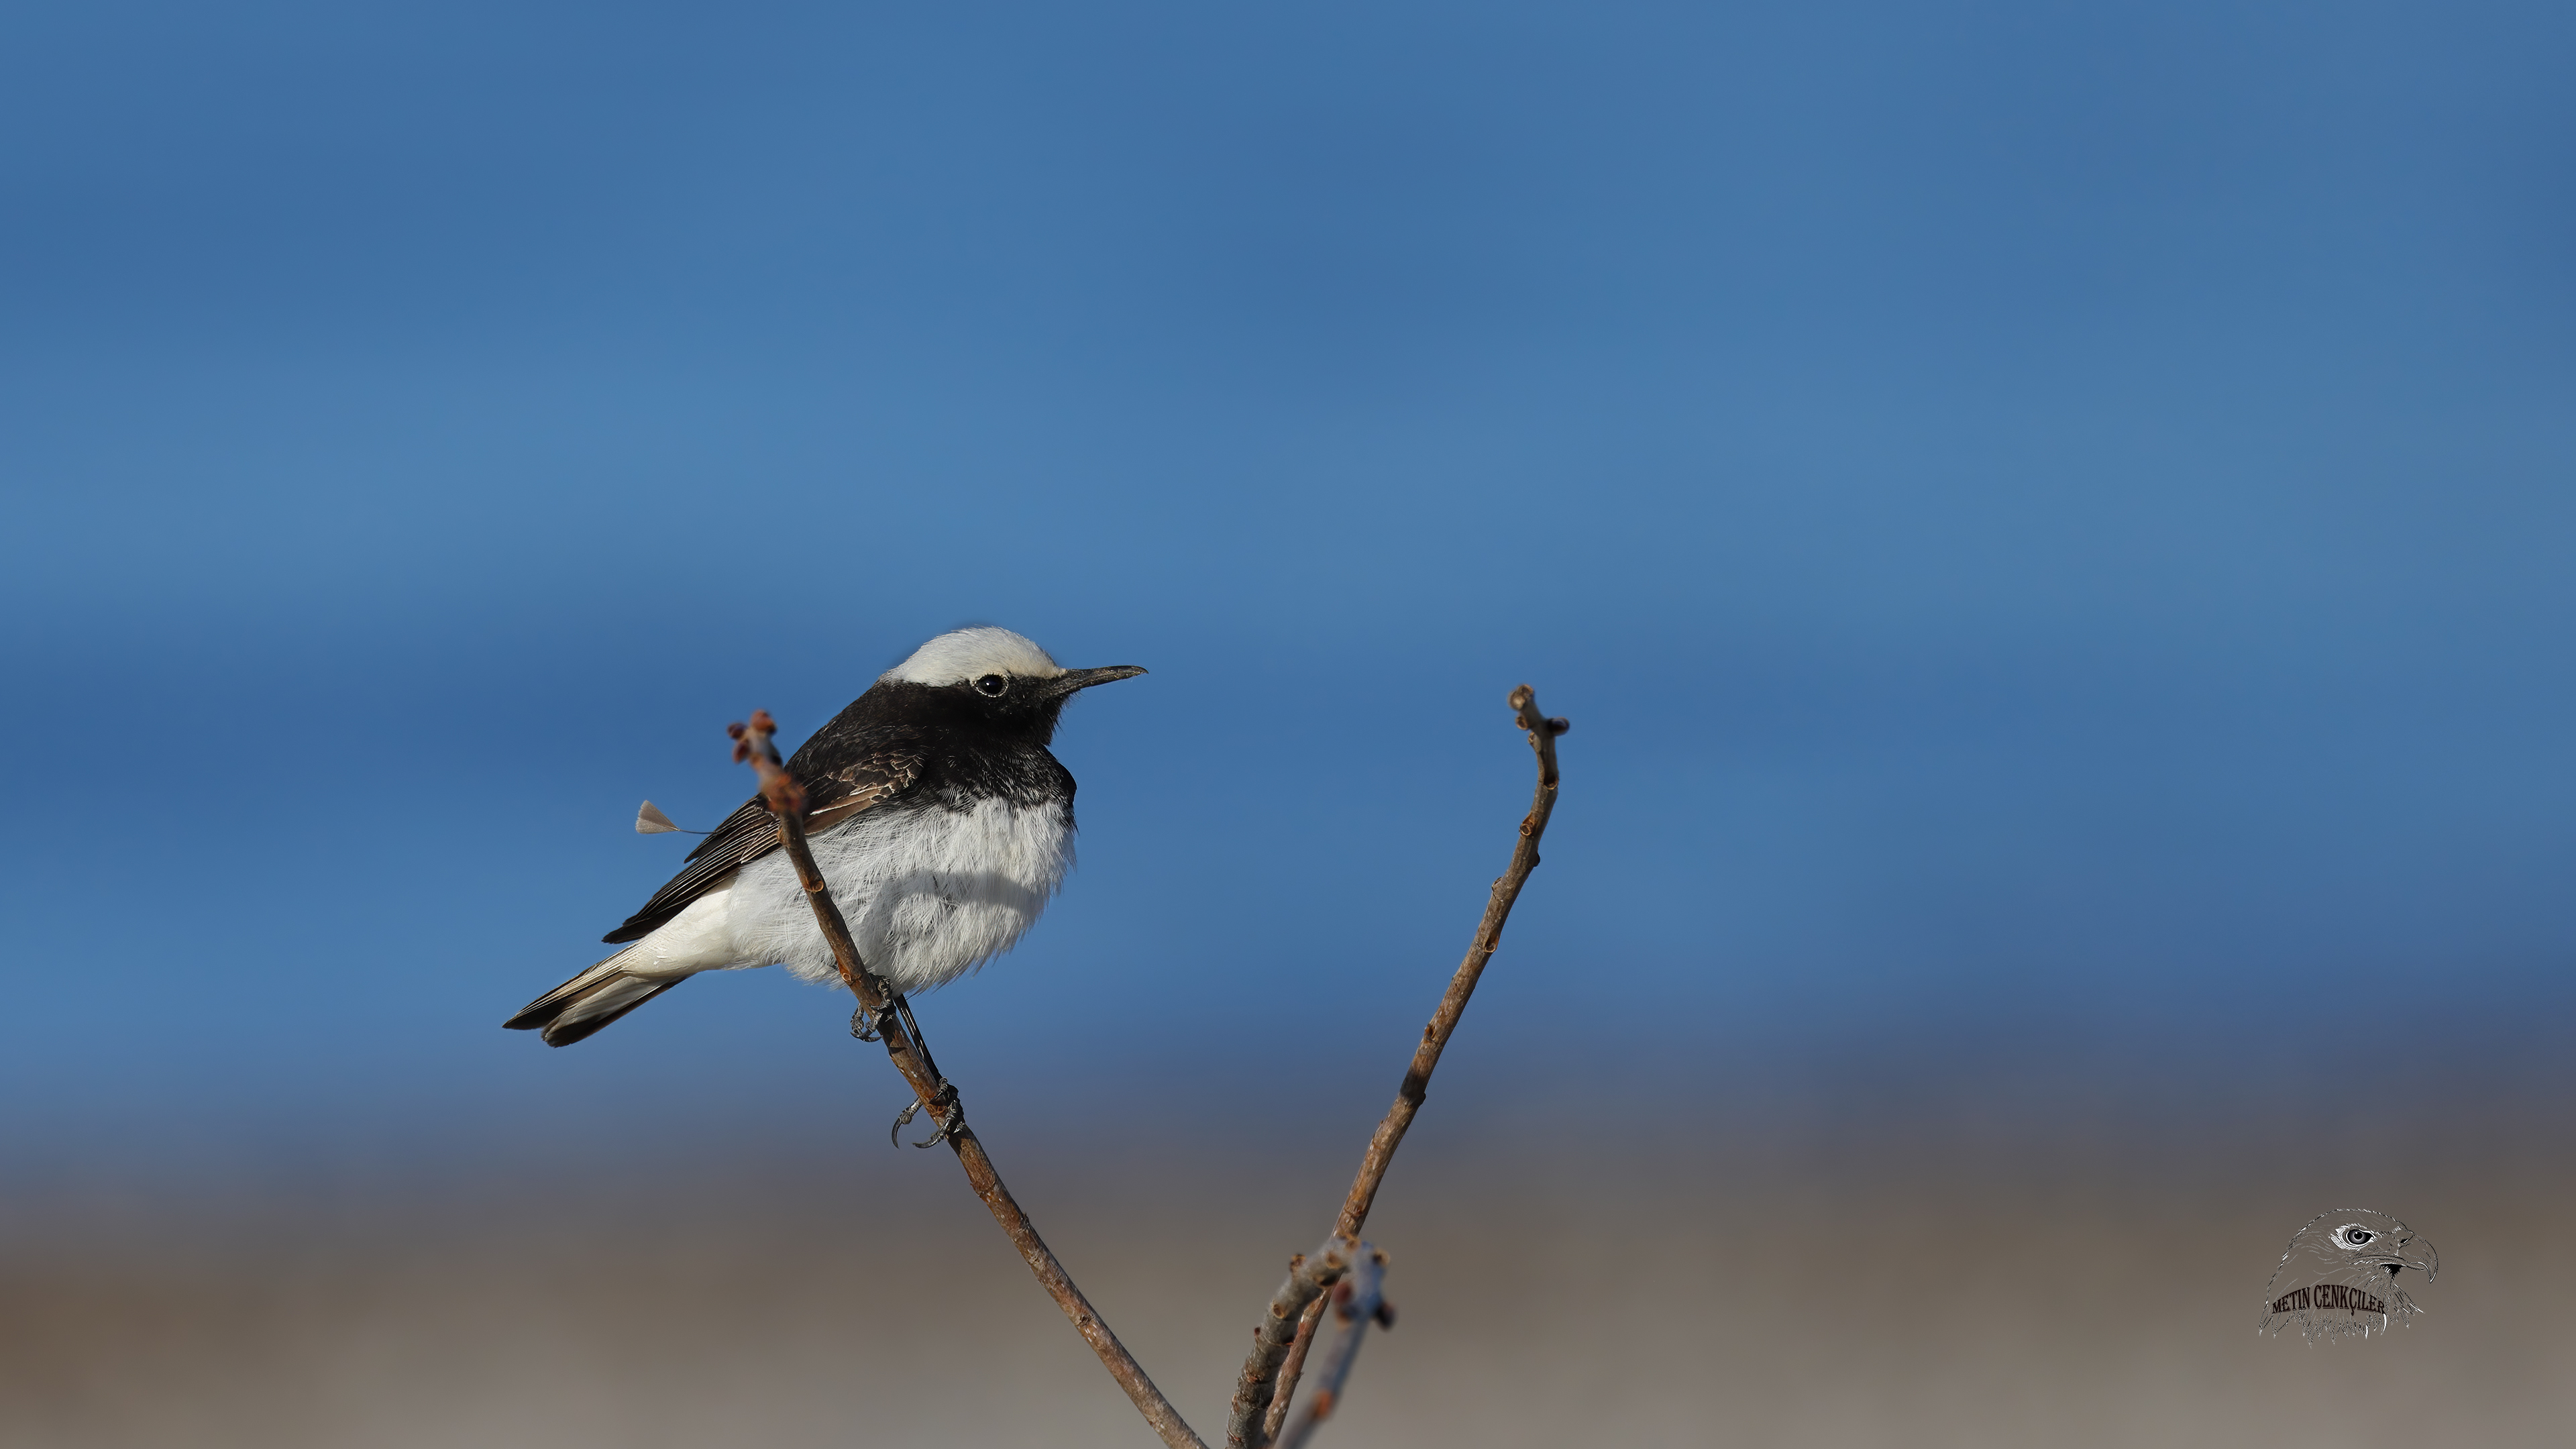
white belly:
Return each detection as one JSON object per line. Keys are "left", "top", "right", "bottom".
{"left": 718, "top": 796, "right": 1074, "bottom": 994}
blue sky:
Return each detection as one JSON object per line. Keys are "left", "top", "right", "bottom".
{"left": 3, "top": 1, "right": 2571, "bottom": 1173}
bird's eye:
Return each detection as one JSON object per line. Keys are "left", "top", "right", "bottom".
{"left": 973, "top": 674, "right": 1008, "bottom": 697}
{"left": 2338, "top": 1226, "right": 2374, "bottom": 1247}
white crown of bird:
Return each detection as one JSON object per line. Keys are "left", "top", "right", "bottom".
{"left": 883, "top": 627, "right": 1065, "bottom": 686}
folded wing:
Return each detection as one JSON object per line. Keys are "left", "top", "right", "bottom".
{"left": 602, "top": 746, "right": 924, "bottom": 944}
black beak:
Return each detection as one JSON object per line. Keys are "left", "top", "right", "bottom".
{"left": 1046, "top": 665, "right": 1147, "bottom": 698}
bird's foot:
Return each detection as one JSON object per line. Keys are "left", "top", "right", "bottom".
{"left": 850, "top": 1002, "right": 883, "bottom": 1042}
{"left": 900, "top": 1083, "right": 962, "bottom": 1149}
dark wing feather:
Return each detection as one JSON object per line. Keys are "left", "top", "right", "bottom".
{"left": 601, "top": 747, "right": 924, "bottom": 944}
{"left": 801, "top": 749, "right": 923, "bottom": 833}
{"left": 600, "top": 798, "right": 777, "bottom": 944}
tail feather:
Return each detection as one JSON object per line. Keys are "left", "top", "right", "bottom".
{"left": 504, "top": 951, "right": 686, "bottom": 1047}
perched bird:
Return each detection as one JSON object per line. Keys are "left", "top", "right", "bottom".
{"left": 2256, "top": 1208, "right": 2438, "bottom": 1342}
{"left": 506, "top": 627, "right": 1146, "bottom": 1046}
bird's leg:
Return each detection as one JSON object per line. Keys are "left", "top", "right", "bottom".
{"left": 890, "top": 993, "right": 945, "bottom": 1081}
{"left": 883, "top": 994, "right": 964, "bottom": 1146}
{"left": 865, "top": 988, "right": 961, "bottom": 1146}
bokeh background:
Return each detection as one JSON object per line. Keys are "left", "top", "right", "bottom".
{"left": 3, "top": 2, "right": 2572, "bottom": 1444}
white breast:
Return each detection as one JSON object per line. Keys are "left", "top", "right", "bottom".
{"left": 723, "top": 797, "right": 1075, "bottom": 994}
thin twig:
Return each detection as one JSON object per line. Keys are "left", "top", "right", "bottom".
{"left": 1226, "top": 686, "right": 1568, "bottom": 1447}
{"left": 1273, "top": 1246, "right": 1390, "bottom": 1449}
{"left": 1259, "top": 1297, "right": 1328, "bottom": 1446}
{"left": 732, "top": 712, "right": 1208, "bottom": 1449}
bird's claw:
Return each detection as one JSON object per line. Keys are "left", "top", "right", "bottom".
{"left": 888, "top": 1085, "right": 961, "bottom": 1148}
{"left": 850, "top": 1002, "right": 883, "bottom": 1042}
{"left": 910, "top": 1084, "right": 961, "bottom": 1148}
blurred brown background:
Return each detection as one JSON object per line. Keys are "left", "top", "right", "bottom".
{"left": 9, "top": 1097, "right": 2565, "bottom": 1449}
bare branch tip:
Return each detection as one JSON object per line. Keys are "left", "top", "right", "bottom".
{"left": 1506, "top": 684, "right": 1569, "bottom": 740}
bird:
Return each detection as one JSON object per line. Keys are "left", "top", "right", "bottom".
{"left": 505, "top": 627, "right": 1146, "bottom": 1046}
{"left": 2255, "top": 1208, "right": 2438, "bottom": 1342}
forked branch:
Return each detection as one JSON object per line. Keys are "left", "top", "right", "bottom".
{"left": 1228, "top": 686, "right": 1568, "bottom": 1447}
{"left": 1273, "top": 1245, "right": 1391, "bottom": 1449}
